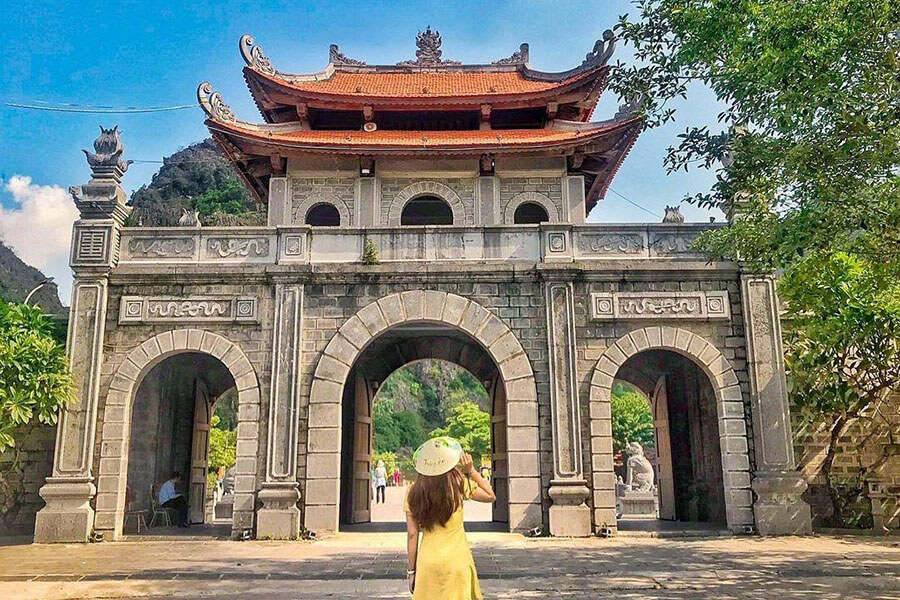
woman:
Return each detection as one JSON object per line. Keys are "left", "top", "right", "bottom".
{"left": 375, "top": 460, "right": 387, "bottom": 504}
{"left": 404, "top": 437, "right": 495, "bottom": 600}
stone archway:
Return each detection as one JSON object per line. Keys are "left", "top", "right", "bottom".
{"left": 386, "top": 181, "right": 469, "bottom": 226}
{"left": 293, "top": 193, "right": 352, "bottom": 226}
{"left": 304, "top": 291, "right": 541, "bottom": 533}
{"left": 504, "top": 191, "right": 560, "bottom": 223}
{"left": 588, "top": 326, "right": 754, "bottom": 533}
{"left": 93, "top": 329, "right": 261, "bottom": 540}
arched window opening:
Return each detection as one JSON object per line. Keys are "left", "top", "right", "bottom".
{"left": 306, "top": 203, "right": 341, "bottom": 227}
{"left": 400, "top": 196, "right": 454, "bottom": 226}
{"left": 513, "top": 202, "right": 549, "bottom": 224}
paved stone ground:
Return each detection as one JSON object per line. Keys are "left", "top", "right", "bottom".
{"left": 1, "top": 533, "right": 899, "bottom": 600}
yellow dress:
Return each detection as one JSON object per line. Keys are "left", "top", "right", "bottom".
{"left": 404, "top": 478, "right": 483, "bottom": 600}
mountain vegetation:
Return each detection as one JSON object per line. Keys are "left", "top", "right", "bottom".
{"left": 128, "top": 139, "right": 264, "bottom": 226}
{"left": 0, "top": 243, "right": 64, "bottom": 313}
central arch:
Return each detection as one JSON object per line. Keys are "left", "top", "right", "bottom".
{"left": 304, "top": 291, "right": 542, "bottom": 533}
{"left": 386, "top": 181, "right": 468, "bottom": 226}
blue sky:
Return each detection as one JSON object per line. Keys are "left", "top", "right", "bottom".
{"left": 1, "top": 1, "right": 725, "bottom": 301}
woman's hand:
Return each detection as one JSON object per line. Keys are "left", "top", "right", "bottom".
{"left": 408, "top": 572, "right": 416, "bottom": 594}
{"left": 458, "top": 451, "right": 476, "bottom": 475}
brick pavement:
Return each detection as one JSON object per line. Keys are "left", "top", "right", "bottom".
{"left": 1, "top": 533, "right": 899, "bottom": 599}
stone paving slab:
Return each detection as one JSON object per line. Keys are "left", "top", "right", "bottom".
{"left": 1, "top": 533, "right": 898, "bottom": 599}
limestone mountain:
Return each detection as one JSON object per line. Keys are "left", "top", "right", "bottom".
{"left": 128, "top": 139, "right": 263, "bottom": 226}
{"left": 0, "top": 242, "right": 65, "bottom": 313}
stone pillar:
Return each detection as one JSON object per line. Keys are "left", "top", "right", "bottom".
{"left": 740, "top": 274, "right": 812, "bottom": 534}
{"left": 544, "top": 279, "right": 591, "bottom": 536}
{"left": 267, "top": 176, "right": 290, "bottom": 226}
{"left": 35, "top": 126, "right": 131, "bottom": 543}
{"left": 257, "top": 282, "right": 304, "bottom": 538}
{"left": 357, "top": 176, "right": 379, "bottom": 226}
{"left": 561, "top": 175, "right": 585, "bottom": 224}
{"left": 476, "top": 176, "right": 499, "bottom": 225}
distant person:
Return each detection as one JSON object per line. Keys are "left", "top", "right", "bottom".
{"left": 375, "top": 460, "right": 387, "bottom": 504}
{"left": 405, "top": 437, "right": 495, "bottom": 599}
{"left": 158, "top": 471, "right": 189, "bottom": 527}
{"left": 393, "top": 468, "right": 401, "bottom": 486}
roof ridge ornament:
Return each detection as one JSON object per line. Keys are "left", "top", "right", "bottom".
{"left": 583, "top": 29, "right": 616, "bottom": 67}
{"left": 83, "top": 125, "right": 132, "bottom": 175}
{"left": 492, "top": 43, "right": 530, "bottom": 66}
{"left": 197, "top": 82, "right": 237, "bottom": 123}
{"left": 397, "top": 26, "right": 461, "bottom": 67}
{"left": 614, "top": 93, "right": 647, "bottom": 121}
{"left": 329, "top": 44, "right": 366, "bottom": 66}
{"left": 240, "top": 34, "right": 276, "bottom": 75}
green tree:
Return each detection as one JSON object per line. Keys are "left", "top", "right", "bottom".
{"left": 372, "top": 397, "right": 427, "bottom": 454}
{"left": 208, "top": 414, "right": 237, "bottom": 472}
{"left": 430, "top": 402, "right": 491, "bottom": 466}
{"left": 781, "top": 251, "right": 900, "bottom": 526}
{"left": 192, "top": 180, "right": 249, "bottom": 218}
{"left": 0, "top": 302, "right": 75, "bottom": 449}
{"left": 610, "top": 383, "right": 654, "bottom": 455}
{"left": 612, "top": 1, "right": 899, "bottom": 276}
{"left": 613, "top": 1, "right": 900, "bottom": 526}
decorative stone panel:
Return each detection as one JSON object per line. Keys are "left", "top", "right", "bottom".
{"left": 122, "top": 235, "right": 198, "bottom": 261}
{"left": 203, "top": 235, "right": 274, "bottom": 262}
{"left": 118, "top": 296, "right": 259, "bottom": 324}
{"left": 590, "top": 291, "right": 731, "bottom": 320}
{"left": 71, "top": 223, "right": 115, "bottom": 267}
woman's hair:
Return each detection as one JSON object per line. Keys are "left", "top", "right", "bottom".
{"left": 407, "top": 468, "right": 465, "bottom": 530}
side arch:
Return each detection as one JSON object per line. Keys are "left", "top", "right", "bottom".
{"left": 93, "top": 329, "right": 262, "bottom": 540}
{"left": 304, "top": 290, "right": 541, "bottom": 532}
{"left": 386, "top": 181, "right": 468, "bottom": 226}
{"left": 294, "top": 193, "right": 352, "bottom": 226}
{"left": 587, "top": 326, "right": 754, "bottom": 533}
{"left": 504, "top": 191, "right": 560, "bottom": 223}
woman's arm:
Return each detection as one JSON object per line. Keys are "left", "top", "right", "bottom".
{"left": 406, "top": 512, "right": 419, "bottom": 593}
{"left": 459, "top": 452, "right": 496, "bottom": 503}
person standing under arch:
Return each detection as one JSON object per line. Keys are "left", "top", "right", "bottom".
{"left": 404, "top": 437, "right": 495, "bottom": 599}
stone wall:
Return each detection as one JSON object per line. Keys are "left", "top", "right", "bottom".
{"left": 290, "top": 177, "right": 356, "bottom": 226}
{"left": 795, "top": 390, "right": 900, "bottom": 529}
{"left": 0, "top": 423, "right": 55, "bottom": 535}
{"left": 380, "top": 178, "right": 476, "bottom": 225}
{"left": 499, "top": 177, "right": 563, "bottom": 222}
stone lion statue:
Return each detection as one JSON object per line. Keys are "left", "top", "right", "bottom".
{"left": 625, "top": 441, "right": 654, "bottom": 493}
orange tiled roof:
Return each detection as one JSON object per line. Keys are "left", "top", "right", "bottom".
{"left": 254, "top": 69, "right": 600, "bottom": 99}
{"left": 212, "top": 122, "right": 633, "bottom": 150}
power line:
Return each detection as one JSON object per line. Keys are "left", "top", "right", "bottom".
{"left": 4, "top": 100, "right": 195, "bottom": 114}
{"left": 608, "top": 187, "right": 662, "bottom": 219}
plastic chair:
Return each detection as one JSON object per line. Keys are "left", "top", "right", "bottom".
{"left": 149, "top": 485, "right": 173, "bottom": 527}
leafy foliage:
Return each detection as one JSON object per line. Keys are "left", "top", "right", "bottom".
{"left": 208, "top": 414, "right": 237, "bottom": 472}
{"left": 613, "top": 0, "right": 900, "bottom": 526}
{"left": 612, "top": 0, "right": 900, "bottom": 274}
{"left": 781, "top": 250, "right": 900, "bottom": 525}
{"left": 610, "top": 382, "right": 654, "bottom": 455}
{"left": 0, "top": 302, "right": 75, "bottom": 449}
{"left": 372, "top": 396, "right": 427, "bottom": 454}
{"left": 430, "top": 402, "right": 491, "bottom": 466}
{"left": 361, "top": 238, "right": 380, "bottom": 265}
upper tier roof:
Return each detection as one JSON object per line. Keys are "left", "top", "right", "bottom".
{"left": 241, "top": 28, "right": 615, "bottom": 122}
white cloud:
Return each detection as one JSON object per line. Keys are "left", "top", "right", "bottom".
{"left": 0, "top": 176, "right": 77, "bottom": 303}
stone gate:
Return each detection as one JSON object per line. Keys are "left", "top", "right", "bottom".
{"left": 34, "top": 29, "right": 812, "bottom": 542}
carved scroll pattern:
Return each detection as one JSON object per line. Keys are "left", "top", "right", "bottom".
{"left": 119, "top": 296, "right": 258, "bottom": 323}
{"left": 127, "top": 237, "right": 195, "bottom": 258}
{"left": 591, "top": 291, "right": 731, "bottom": 321}
{"left": 206, "top": 237, "right": 270, "bottom": 258}
{"left": 578, "top": 233, "right": 645, "bottom": 255}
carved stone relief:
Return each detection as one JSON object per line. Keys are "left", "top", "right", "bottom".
{"left": 205, "top": 237, "right": 271, "bottom": 259}
{"left": 591, "top": 291, "right": 731, "bottom": 321}
{"left": 126, "top": 237, "right": 196, "bottom": 259}
{"left": 577, "top": 232, "right": 646, "bottom": 255}
{"left": 119, "top": 296, "right": 259, "bottom": 324}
